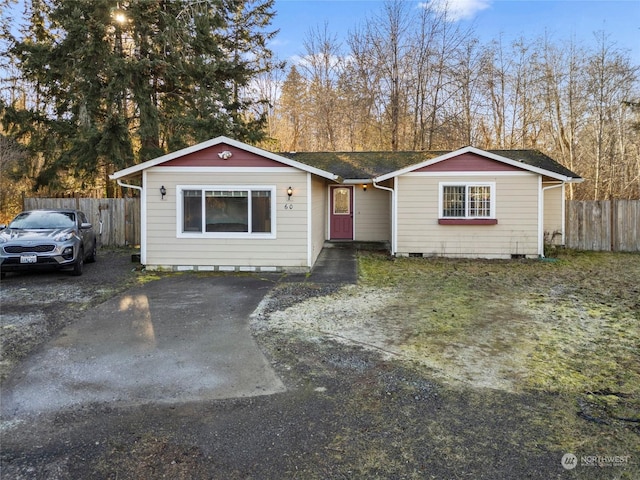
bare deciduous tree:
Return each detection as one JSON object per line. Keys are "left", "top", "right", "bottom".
{"left": 265, "top": 3, "right": 639, "bottom": 200}
{"left": 299, "top": 23, "right": 344, "bottom": 150}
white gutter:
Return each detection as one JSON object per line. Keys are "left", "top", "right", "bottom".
{"left": 539, "top": 182, "right": 565, "bottom": 258}
{"left": 116, "top": 179, "right": 142, "bottom": 193}
{"left": 117, "top": 178, "right": 145, "bottom": 264}
{"left": 343, "top": 179, "right": 372, "bottom": 184}
{"left": 373, "top": 179, "right": 396, "bottom": 255}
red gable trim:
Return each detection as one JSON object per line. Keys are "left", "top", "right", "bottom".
{"left": 111, "top": 136, "right": 340, "bottom": 181}
{"left": 162, "top": 144, "right": 285, "bottom": 168}
{"left": 414, "top": 152, "right": 521, "bottom": 172}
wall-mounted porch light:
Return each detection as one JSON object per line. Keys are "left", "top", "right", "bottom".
{"left": 287, "top": 186, "right": 293, "bottom": 200}
{"left": 160, "top": 185, "right": 167, "bottom": 199}
{"left": 362, "top": 184, "right": 368, "bottom": 192}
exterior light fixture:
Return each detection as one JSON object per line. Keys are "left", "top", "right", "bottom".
{"left": 287, "top": 186, "right": 293, "bottom": 199}
{"left": 363, "top": 184, "right": 367, "bottom": 192}
{"left": 160, "top": 185, "right": 167, "bottom": 199}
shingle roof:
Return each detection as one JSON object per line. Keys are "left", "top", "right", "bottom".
{"left": 278, "top": 151, "right": 445, "bottom": 179}
{"left": 487, "top": 150, "right": 580, "bottom": 179}
{"left": 279, "top": 149, "right": 582, "bottom": 181}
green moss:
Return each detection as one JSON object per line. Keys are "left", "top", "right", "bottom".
{"left": 134, "top": 271, "right": 165, "bottom": 285}
{"left": 523, "top": 295, "right": 640, "bottom": 400}
{"left": 357, "top": 251, "right": 640, "bottom": 452}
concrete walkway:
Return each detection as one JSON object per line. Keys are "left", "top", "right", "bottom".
{"left": 309, "top": 243, "right": 358, "bottom": 283}
{"left": 282, "top": 242, "right": 385, "bottom": 284}
{"left": 308, "top": 242, "right": 388, "bottom": 283}
{"left": 1, "top": 275, "right": 286, "bottom": 417}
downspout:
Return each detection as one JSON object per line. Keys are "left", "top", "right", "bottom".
{"left": 539, "top": 182, "right": 565, "bottom": 258}
{"left": 560, "top": 183, "right": 566, "bottom": 245}
{"left": 373, "top": 180, "right": 396, "bottom": 255}
{"left": 117, "top": 179, "right": 145, "bottom": 264}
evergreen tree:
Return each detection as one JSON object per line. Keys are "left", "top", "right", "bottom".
{"left": 278, "top": 65, "right": 308, "bottom": 151}
{"left": 3, "top": 0, "right": 278, "bottom": 196}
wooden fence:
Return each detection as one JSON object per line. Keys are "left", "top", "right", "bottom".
{"left": 23, "top": 197, "right": 140, "bottom": 248}
{"left": 21, "top": 197, "right": 638, "bottom": 252}
{"left": 566, "top": 200, "right": 640, "bottom": 252}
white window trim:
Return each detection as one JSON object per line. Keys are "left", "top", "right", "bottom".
{"left": 177, "top": 185, "right": 277, "bottom": 239}
{"left": 439, "top": 182, "right": 496, "bottom": 219}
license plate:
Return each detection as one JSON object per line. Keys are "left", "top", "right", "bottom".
{"left": 20, "top": 255, "right": 38, "bottom": 264}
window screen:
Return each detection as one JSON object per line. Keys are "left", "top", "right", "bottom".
{"left": 442, "top": 186, "right": 466, "bottom": 217}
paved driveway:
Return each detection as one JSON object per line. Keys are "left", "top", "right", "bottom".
{"left": 1, "top": 275, "right": 286, "bottom": 417}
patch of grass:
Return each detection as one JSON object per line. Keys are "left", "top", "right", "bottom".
{"left": 357, "top": 251, "right": 640, "bottom": 452}
{"left": 359, "top": 250, "right": 640, "bottom": 388}
{"left": 520, "top": 253, "right": 640, "bottom": 404}
{"left": 134, "top": 271, "right": 165, "bottom": 285}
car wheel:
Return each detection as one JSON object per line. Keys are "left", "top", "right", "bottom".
{"left": 72, "top": 249, "right": 84, "bottom": 276}
{"left": 86, "top": 242, "right": 97, "bottom": 263}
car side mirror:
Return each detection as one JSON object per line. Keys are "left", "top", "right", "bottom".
{"left": 80, "top": 222, "right": 93, "bottom": 230}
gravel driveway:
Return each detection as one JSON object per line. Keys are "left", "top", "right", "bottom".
{"left": 1, "top": 249, "right": 136, "bottom": 382}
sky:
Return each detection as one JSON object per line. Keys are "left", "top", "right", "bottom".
{"left": 3, "top": 0, "right": 638, "bottom": 67}
{"left": 269, "top": 0, "right": 640, "bottom": 64}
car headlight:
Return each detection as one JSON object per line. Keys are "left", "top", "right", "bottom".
{"left": 57, "top": 232, "right": 76, "bottom": 242}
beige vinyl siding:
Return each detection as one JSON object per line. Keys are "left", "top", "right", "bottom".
{"left": 310, "top": 175, "right": 327, "bottom": 266}
{"left": 396, "top": 174, "right": 539, "bottom": 258}
{"left": 543, "top": 182, "right": 564, "bottom": 245}
{"left": 145, "top": 169, "right": 309, "bottom": 269}
{"left": 354, "top": 186, "right": 391, "bottom": 242}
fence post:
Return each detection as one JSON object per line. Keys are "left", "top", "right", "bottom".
{"left": 611, "top": 199, "right": 616, "bottom": 252}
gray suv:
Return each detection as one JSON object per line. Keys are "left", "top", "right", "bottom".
{"left": 0, "top": 209, "right": 97, "bottom": 278}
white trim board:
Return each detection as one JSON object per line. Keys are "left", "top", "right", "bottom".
{"left": 405, "top": 171, "right": 533, "bottom": 177}
{"left": 152, "top": 166, "right": 301, "bottom": 174}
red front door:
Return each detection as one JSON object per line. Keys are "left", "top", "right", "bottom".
{"left": 330, "top": 186, "right": 354, "bottom": 240}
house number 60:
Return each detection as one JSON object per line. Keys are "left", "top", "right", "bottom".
{"left": 284, "top": 203, "right": 294, "bottom": 209}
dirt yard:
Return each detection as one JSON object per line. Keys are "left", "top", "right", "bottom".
{"left": 1, "top": 249, "right": 638, "bottom": 479}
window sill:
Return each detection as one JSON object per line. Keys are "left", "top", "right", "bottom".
{"left": 438, "top": 219, "right": 498, "bottom": 225}
{"left": 178, "top": 233, "right": 276, "bottom": 240}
